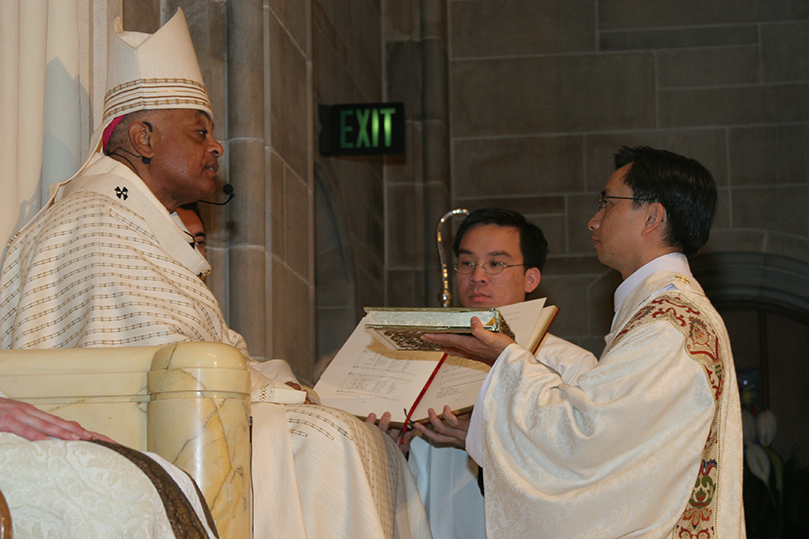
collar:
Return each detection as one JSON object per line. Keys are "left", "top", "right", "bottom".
{"left": 57, "top": 156, "right": 211, "bottom": 279}
{"left": 613, "top": 252, "right": 691, "bottom": 317}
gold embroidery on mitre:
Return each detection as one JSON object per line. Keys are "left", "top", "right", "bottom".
{"left": 102, "top": 77, "right": 212, "bottom": 123}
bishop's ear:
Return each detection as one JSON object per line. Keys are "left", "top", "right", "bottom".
{"left": 129, "top": 120, "right": 155, "bottom": 162}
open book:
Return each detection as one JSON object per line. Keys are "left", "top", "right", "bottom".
{"left": 313, "top": 298, "right": 558, "bottom": 426}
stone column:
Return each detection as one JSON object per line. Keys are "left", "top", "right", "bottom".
{"left": 420, "top": 0, "right": 451, "bottom": 307}
{"left": 226, "top": 0, "right": 268, "bottom": 359}
{"left": 383, "top": 0, "right": 450, "bottom": 307}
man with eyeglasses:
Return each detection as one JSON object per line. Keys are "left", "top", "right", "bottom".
{"left": 423, "top": 147, "right": 745, "bottom": 538}
{"left": 393, "top": 207, "right": 596, "bottom": 539}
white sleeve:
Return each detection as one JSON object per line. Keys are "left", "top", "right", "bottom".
{"left": 535, "top": 333, "right": 598, "bottom": 385}
{"left": 480, "top": 321, "right": 715, "bottom": 537}
{"left": 248, "top": 358, "right": 299, "bottom": 387}
{"left": 467, "top": 342, "right": 559, "bottom": 466}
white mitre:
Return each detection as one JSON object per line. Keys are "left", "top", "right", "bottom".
{"left": 36, "top": 8, "right": 212, "bottom": 205}
{"left": 91, "top": 7, "right": 213, "bottom": 164}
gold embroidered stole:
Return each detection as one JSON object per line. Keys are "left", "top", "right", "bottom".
{"left": 608, "top": 293, "right": 724, "bottom": 539}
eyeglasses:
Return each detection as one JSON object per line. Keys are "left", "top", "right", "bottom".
{"left": 597, "top": 193, "right": 648, "bottom": 211}
{"left": 454, "top": 261, "right": 525, "bottom": 275}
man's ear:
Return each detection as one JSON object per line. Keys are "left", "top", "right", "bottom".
{"left": 642, "top": 202, "right": 667, "bottom": 236}
{"left": 128, "top": 120, "right": 155, "bottom": 161}
{"left": 523, "top": 267, "right": 541, "bottom": 294}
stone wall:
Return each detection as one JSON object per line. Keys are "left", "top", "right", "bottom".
{"left": 118, "top": 0, "right": 809, "bottom": 369}
{"left": 445, "top": 0, "right": 809, "bottom": 354}
{"left": 312, "top": 0, "right": 386, "bottom": 365}
{"left": 383, "top": 0, "right": 452, "bottom": 310}
{"left": 264, "top": 0, "right": 314, "bottom": 379}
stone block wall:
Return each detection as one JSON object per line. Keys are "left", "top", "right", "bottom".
{"left": 264, "top": 0, "right": 314, "bottom": 378}
{"left": 446, "top": 0, "right": 809, "bottom": 354}
{"left": 382, "top": 0, "right": 452, "bottom": 310}
{"left": 312, "top": 0, "right": 386, "bottom": 365}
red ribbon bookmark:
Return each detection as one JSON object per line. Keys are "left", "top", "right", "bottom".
{"left": 400, "top": 353, "right": 448, "bottom": 444}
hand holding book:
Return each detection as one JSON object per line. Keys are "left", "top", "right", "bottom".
{"left": 365, "top": 410, "right": 419, "bottom": 452}
{"left": 411, "top": 405, "right": 470, "bottom": 449}
{"left": 421, "top": 316, "right": 515, "bottom": 366}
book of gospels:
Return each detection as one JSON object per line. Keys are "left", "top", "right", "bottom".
{"left": 364, "top": 306, "right": 508, "bottom": 351}
{"left": 313, "top": 297, "right": 558, "bottom": 426}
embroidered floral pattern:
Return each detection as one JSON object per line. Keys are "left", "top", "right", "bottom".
{"left": 614, "top": 295, "right": 724, "bottom": 400}
{"left": 612, "top": 293, "right": 725, "bottom": 539}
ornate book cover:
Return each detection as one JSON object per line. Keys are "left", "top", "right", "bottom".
{"left": 364, "top": 307, "right": 508, "bottom": 351}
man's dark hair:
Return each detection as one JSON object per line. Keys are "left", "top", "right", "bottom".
{"left": 615, "top": 146, "right": 717, "bottom": 257}
{"left": 453, "top": 207, "right": 549, "bottom": 271}
{"left": 180, "top": 202, "right": 204, "bottom": 226}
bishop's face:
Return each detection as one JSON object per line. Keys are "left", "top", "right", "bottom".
{"left": 455, "top": 224, "right": 540, "bottom": 309}
{"left": 147, "top": 109, "right": 223, "bottom": 210}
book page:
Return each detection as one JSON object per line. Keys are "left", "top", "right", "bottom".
{"left": 314, "top": 315, "right": 442, "bottom": 424}
{"left": 410, "top": 356, "right": 489, "bottom": 422}
{"left": 499, "top": 298, "right": 559, "bottom": 353}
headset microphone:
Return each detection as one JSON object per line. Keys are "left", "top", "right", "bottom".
{"left": 199, "top": 184, "right": 235, "bottom": 205}
{"left": 109, "top": 147, "right": 151, "bottom": 165}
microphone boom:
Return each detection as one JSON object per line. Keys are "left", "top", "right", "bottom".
{"left": 199, "top": 184, "right": 235, "bottom": 205}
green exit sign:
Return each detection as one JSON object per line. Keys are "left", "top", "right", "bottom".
{"left": 319, "top": 103, "right": 405, "bottom": 156}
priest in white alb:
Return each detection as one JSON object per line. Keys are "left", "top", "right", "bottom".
{"left": 424, "top": 146, "right": 746, "bottom": 538}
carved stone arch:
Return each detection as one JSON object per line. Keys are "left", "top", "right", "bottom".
{"left": 691, "top": 240, "right": 809, "bottom": 463}
{"left": 694, "top": 228, "right": 809, "bottom": 313}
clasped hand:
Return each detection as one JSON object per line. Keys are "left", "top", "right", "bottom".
{"left": 366, "top": 406, "right": 470, "bottom": 451}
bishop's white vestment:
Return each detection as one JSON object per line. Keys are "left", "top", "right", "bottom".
{"left": 0, "top": 155, "right": 431, "bottom": 539}
{"left": 469, "top": 257, "right": 745, "bottom": 538}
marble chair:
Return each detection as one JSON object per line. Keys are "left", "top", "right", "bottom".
{"left": 0, "top": 341, "right": 251, "bottom": 539}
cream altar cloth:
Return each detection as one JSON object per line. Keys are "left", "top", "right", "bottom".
{"left": 0, "top": 433, "right": 218, "bottom": 539}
